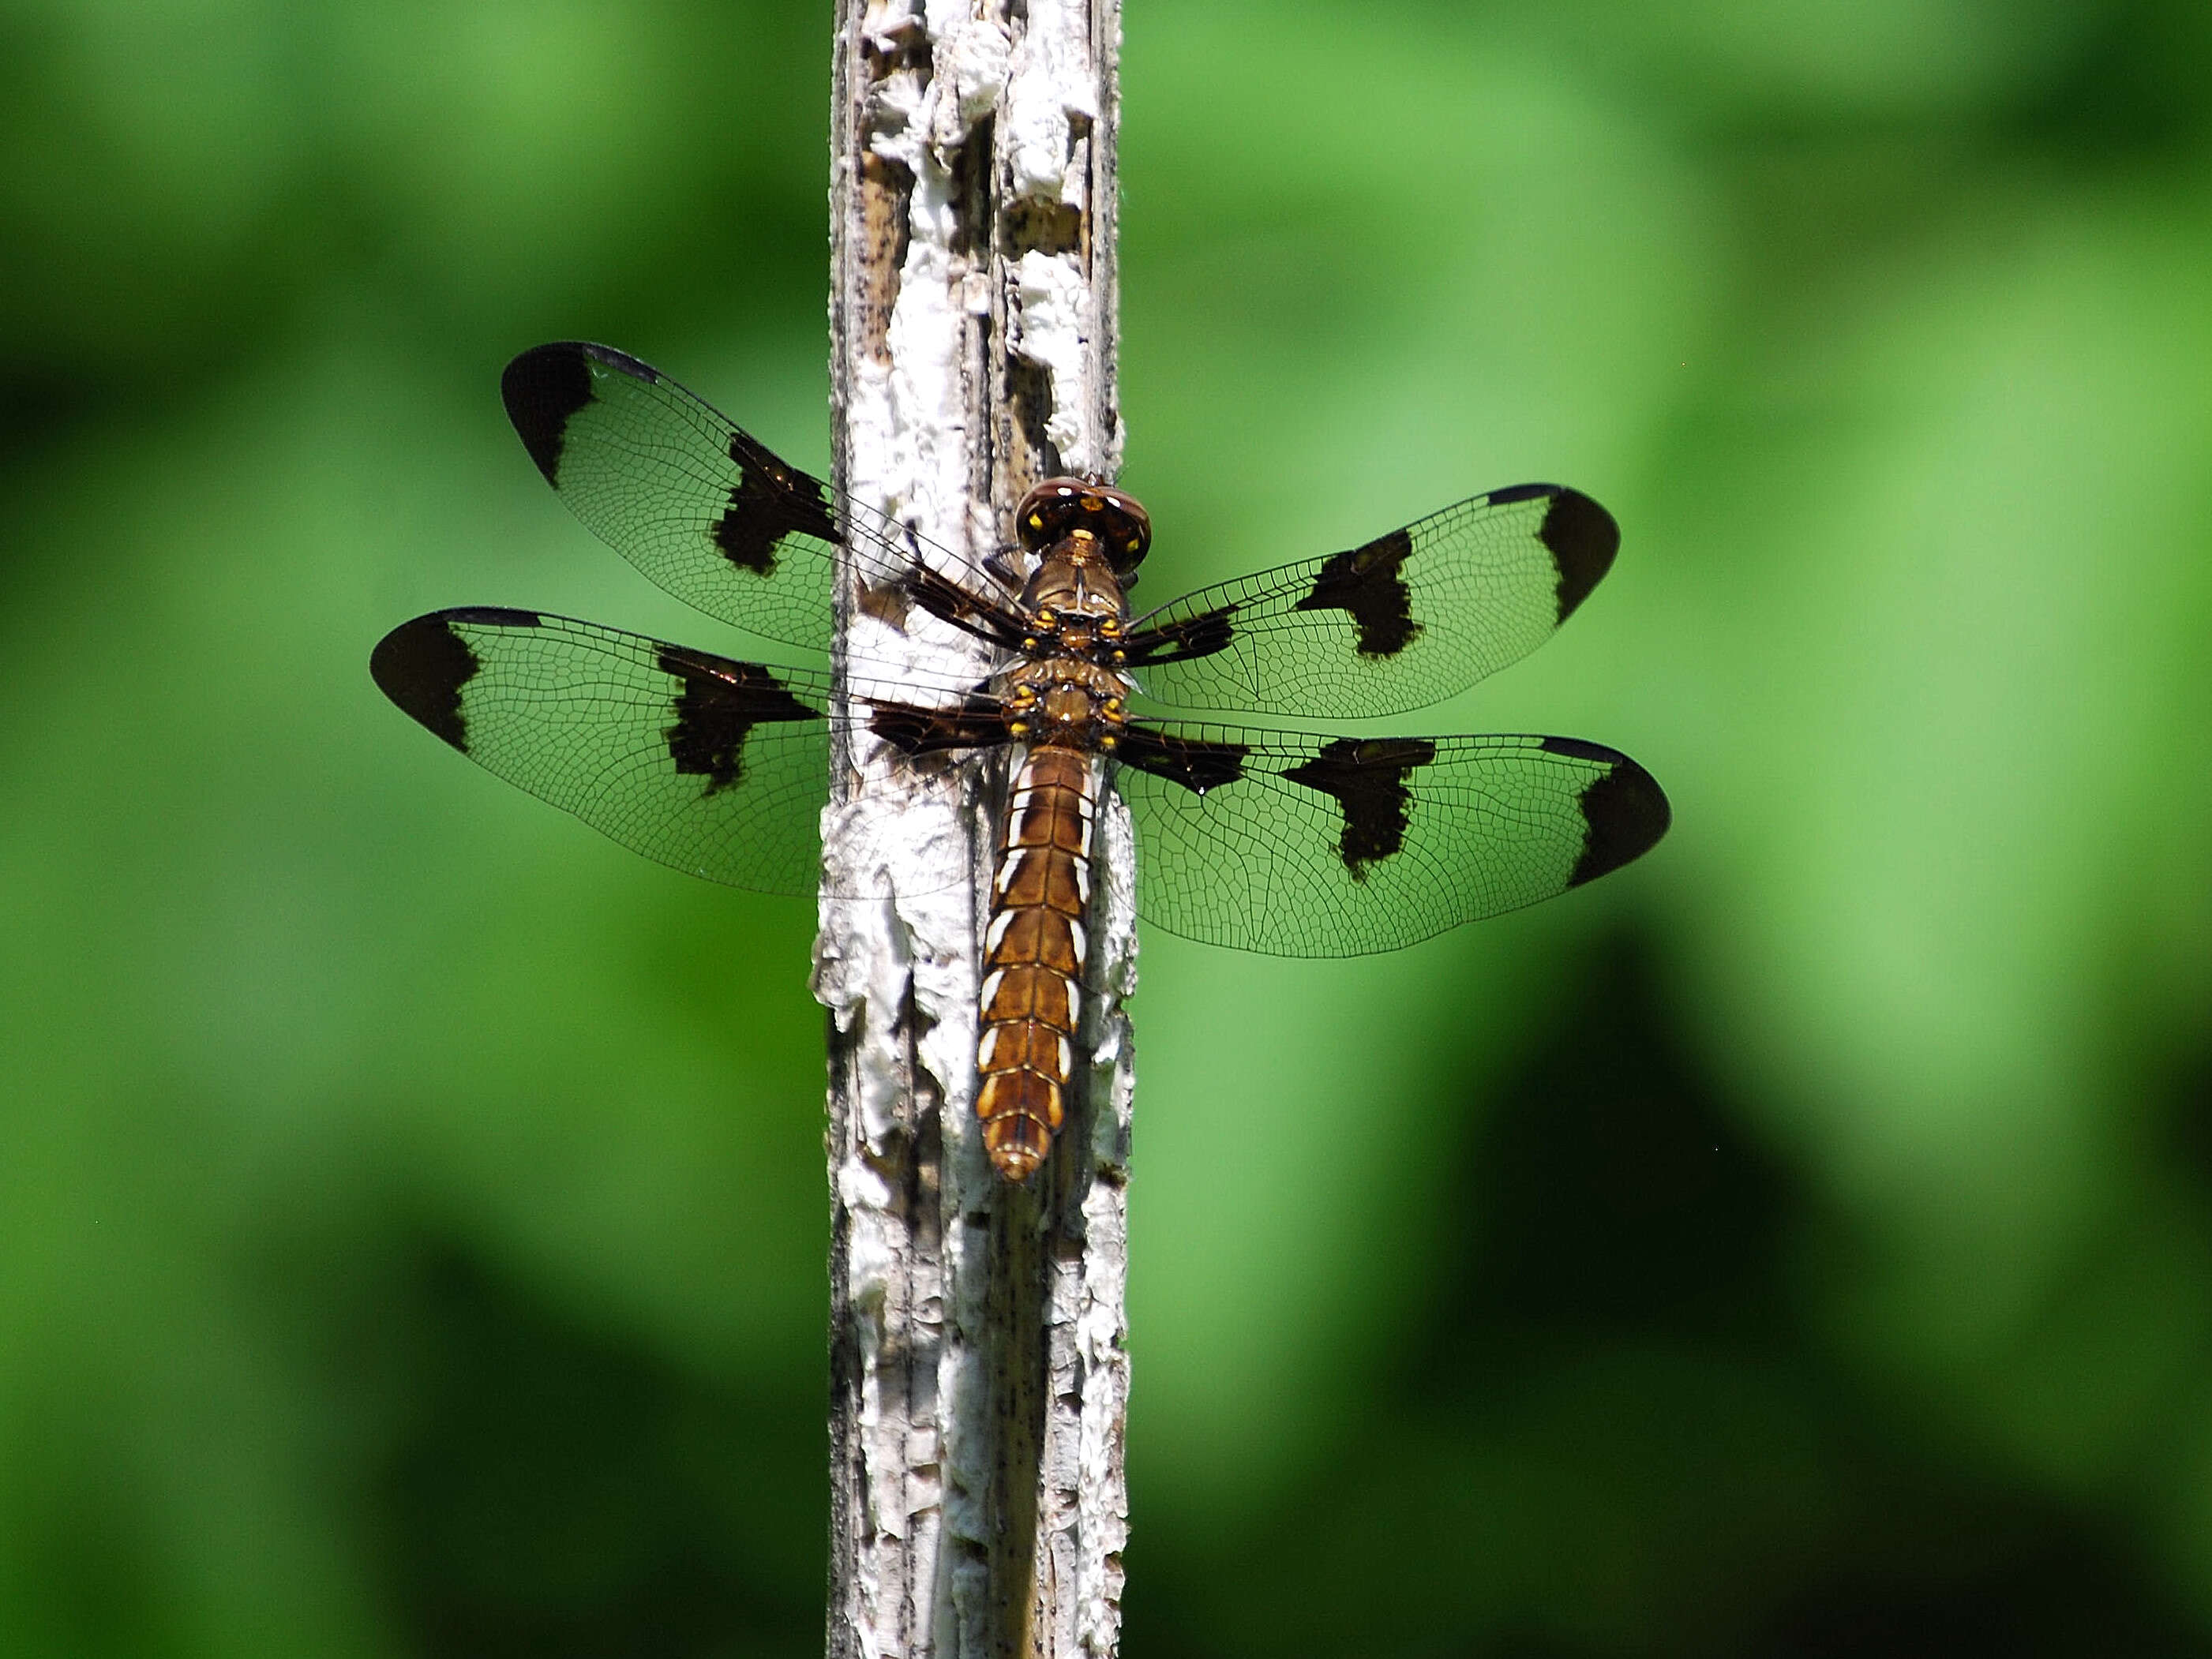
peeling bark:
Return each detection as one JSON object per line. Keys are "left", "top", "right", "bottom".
{"left": 816, "top": 2, "right": 1130, "bottom": 1654}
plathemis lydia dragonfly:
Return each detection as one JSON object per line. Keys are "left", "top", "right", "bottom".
{"left": 372, "top": 343, "right": 1670, "bottom": 1179}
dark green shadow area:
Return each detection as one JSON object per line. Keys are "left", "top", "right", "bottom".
{"left": 366, "top": 1243, "right": 821, "bottom": 1659}
{"left": 1125, "top": 929, "right": 2212, "bottom": 1657}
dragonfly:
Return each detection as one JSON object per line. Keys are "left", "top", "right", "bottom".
{"left": 372, "top": 343, "right": 1670, "bottom": 1180}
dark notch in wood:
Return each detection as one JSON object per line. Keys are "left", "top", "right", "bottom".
{"left": 1295, "top": 527, "right": 1423, "bottom": 657}
{"left": 657, "top": 646, "right": 822, "bottom": 795}
{"left": 500, "top": 344, "right": 598, "bottom": 486}
{"left": 990, "top": 126, "right": 1068, "bottom": 490}
{"left": 1280, "top": 736, "right": 1438, "bottom": 878}
{"left": 999, "top": 109, "right": 1089, "bottom": 263}
{"left": 1118, "top": 726, "right": 1248, "bottom": 794}
{"left": 1005, "top": 350, "right": 1062, "bottom": 481}
{"left": 370, "top": 610, "right": 513, "bottom": 751}
{"left": 861, "top": 16, "right": 932, "bottom": 76}
{"left": 1540, "top": 736, "right": 1673, "bottom": 886}
{"left": 711, "top": 430, "right": 842, "bottom": 577}
{"left": 947, "top": 114, "right": 995, "bottom": 265}
{"left": 1002, "top": 198, "right": 1085, "bottom": 260}
{"left": 853, "top": 569, "right": 917, "bottom": 632}
{"left": 1125, "top": 605, "right": 1235, "bottom": 666}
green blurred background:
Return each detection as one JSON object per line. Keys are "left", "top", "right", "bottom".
{"left": 6, "top": 0, "right": 2212, "bottom": 1652}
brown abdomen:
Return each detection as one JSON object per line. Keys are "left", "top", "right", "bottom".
{"left": 976, "top": 743, "right": 1096, "bottom": 1180}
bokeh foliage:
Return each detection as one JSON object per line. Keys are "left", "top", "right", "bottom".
{"left": 3, "top": 0, "right": 2210, "bottom": 1653}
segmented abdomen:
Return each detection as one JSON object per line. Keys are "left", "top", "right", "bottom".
{"left": 976, "top": 743, "right": 1096, "bottom": 1180}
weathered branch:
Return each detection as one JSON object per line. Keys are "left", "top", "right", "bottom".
{"left": 815, "top": 2, "right": 1130, "bottom": 1654}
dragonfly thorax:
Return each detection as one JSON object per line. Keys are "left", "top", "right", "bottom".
{"left": 999, "top": 657, "right": 1132, "bottom": 751}
{"left": 1013, "top": 535, "right": 1134, "bottom": 675}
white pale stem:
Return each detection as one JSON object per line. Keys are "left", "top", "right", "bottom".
{"left": 816, "top": 2, "right": 1130, "bottom": 1655}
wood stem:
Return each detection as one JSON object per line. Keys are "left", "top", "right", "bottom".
{"left": 818, "top": 2, "right": 1130, "bottom": 1653}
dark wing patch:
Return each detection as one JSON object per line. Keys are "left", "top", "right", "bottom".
{"left": 657, "top": 646, "right": 823, "bottom": 794}
{"left": 1293, "top": 529, "right": 1421, "bottom": 657}
{"left": 1124, "top": 606, "right": 1237, "bottom": 668}
{"left": 870, "top": 695, "right": 1013, "bottom": 757}
{"left": 1116, "top": 725, "right": 1249, "bottom": 793}
{"left": 1278, "top": 736, "right": 1438, "bottom": 879}
{"left": 1532, "top": 489, "right": 1618, "bottom": 622}
{"left": 1113, "top": 724, "right": 1667, "bottom": 955}
{"left": 1540, "top": 736, "right": 1672, "bottom": 885}
{"left": 501, "top": 345, "right": 603, "bottom": 485}
{"left": 712, "top": 428, "right": 841, "bottom": 578}
{"left": 370, "top": 611, "right": 505, "bottom": 750}
{"left": 497, "top": 342, "right": 1012, "bottom": 673}
{"left": 1129, "top": 485, "right": 1622, "bottom": 719}
{"left": 1472, "top": 484, "right": 1616, "bottom": 620}
{"left": 899, "top": 563, "right": 1030, "bottom": 648}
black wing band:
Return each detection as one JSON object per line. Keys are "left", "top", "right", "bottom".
{"left": 371, "top": 609, "right": 1003, "bottom": 897}
{"left": 501, "top": 343, "right": 1023, "bottom": 662}
{"left": 1123, "top": 485, "right": 1618, "bottom": 719}
{"left": 1116, "top": 720, "right": 1667, "bottom": 954}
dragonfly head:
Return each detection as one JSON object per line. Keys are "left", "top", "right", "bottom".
{"left": 1014, "top": 478, "right": 1151, "bottom": 575}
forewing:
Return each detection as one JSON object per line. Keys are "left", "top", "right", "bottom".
{"left": 501, "top": 343, "right": 1018, "bottom": 654}
{"left": 1125, "top": 485, "right": 1619, "bottom": 718}
{"left": 1114, "top": 722, "right": 1669, "bottom": 955}
{"left": 370, "top": 607, "right": 841, "bottom": 895}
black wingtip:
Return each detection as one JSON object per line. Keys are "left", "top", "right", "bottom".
{"left": 1483, "top": 481, "right": 1560, "bottom": 506}
{"left": 370, "top": 613, "right": 489, "bottom": 751}
{"left": 1539, "top": 489, "right": 1619, "bottom": 623}
{"left": 1541, "top": 739, "right": 1670, "bottom": 888}
{"left": 501, "top": 343, "right": 659, "bottom": 485}
{"left": 501, "top": 344, "right": 594, "bottom": 484}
